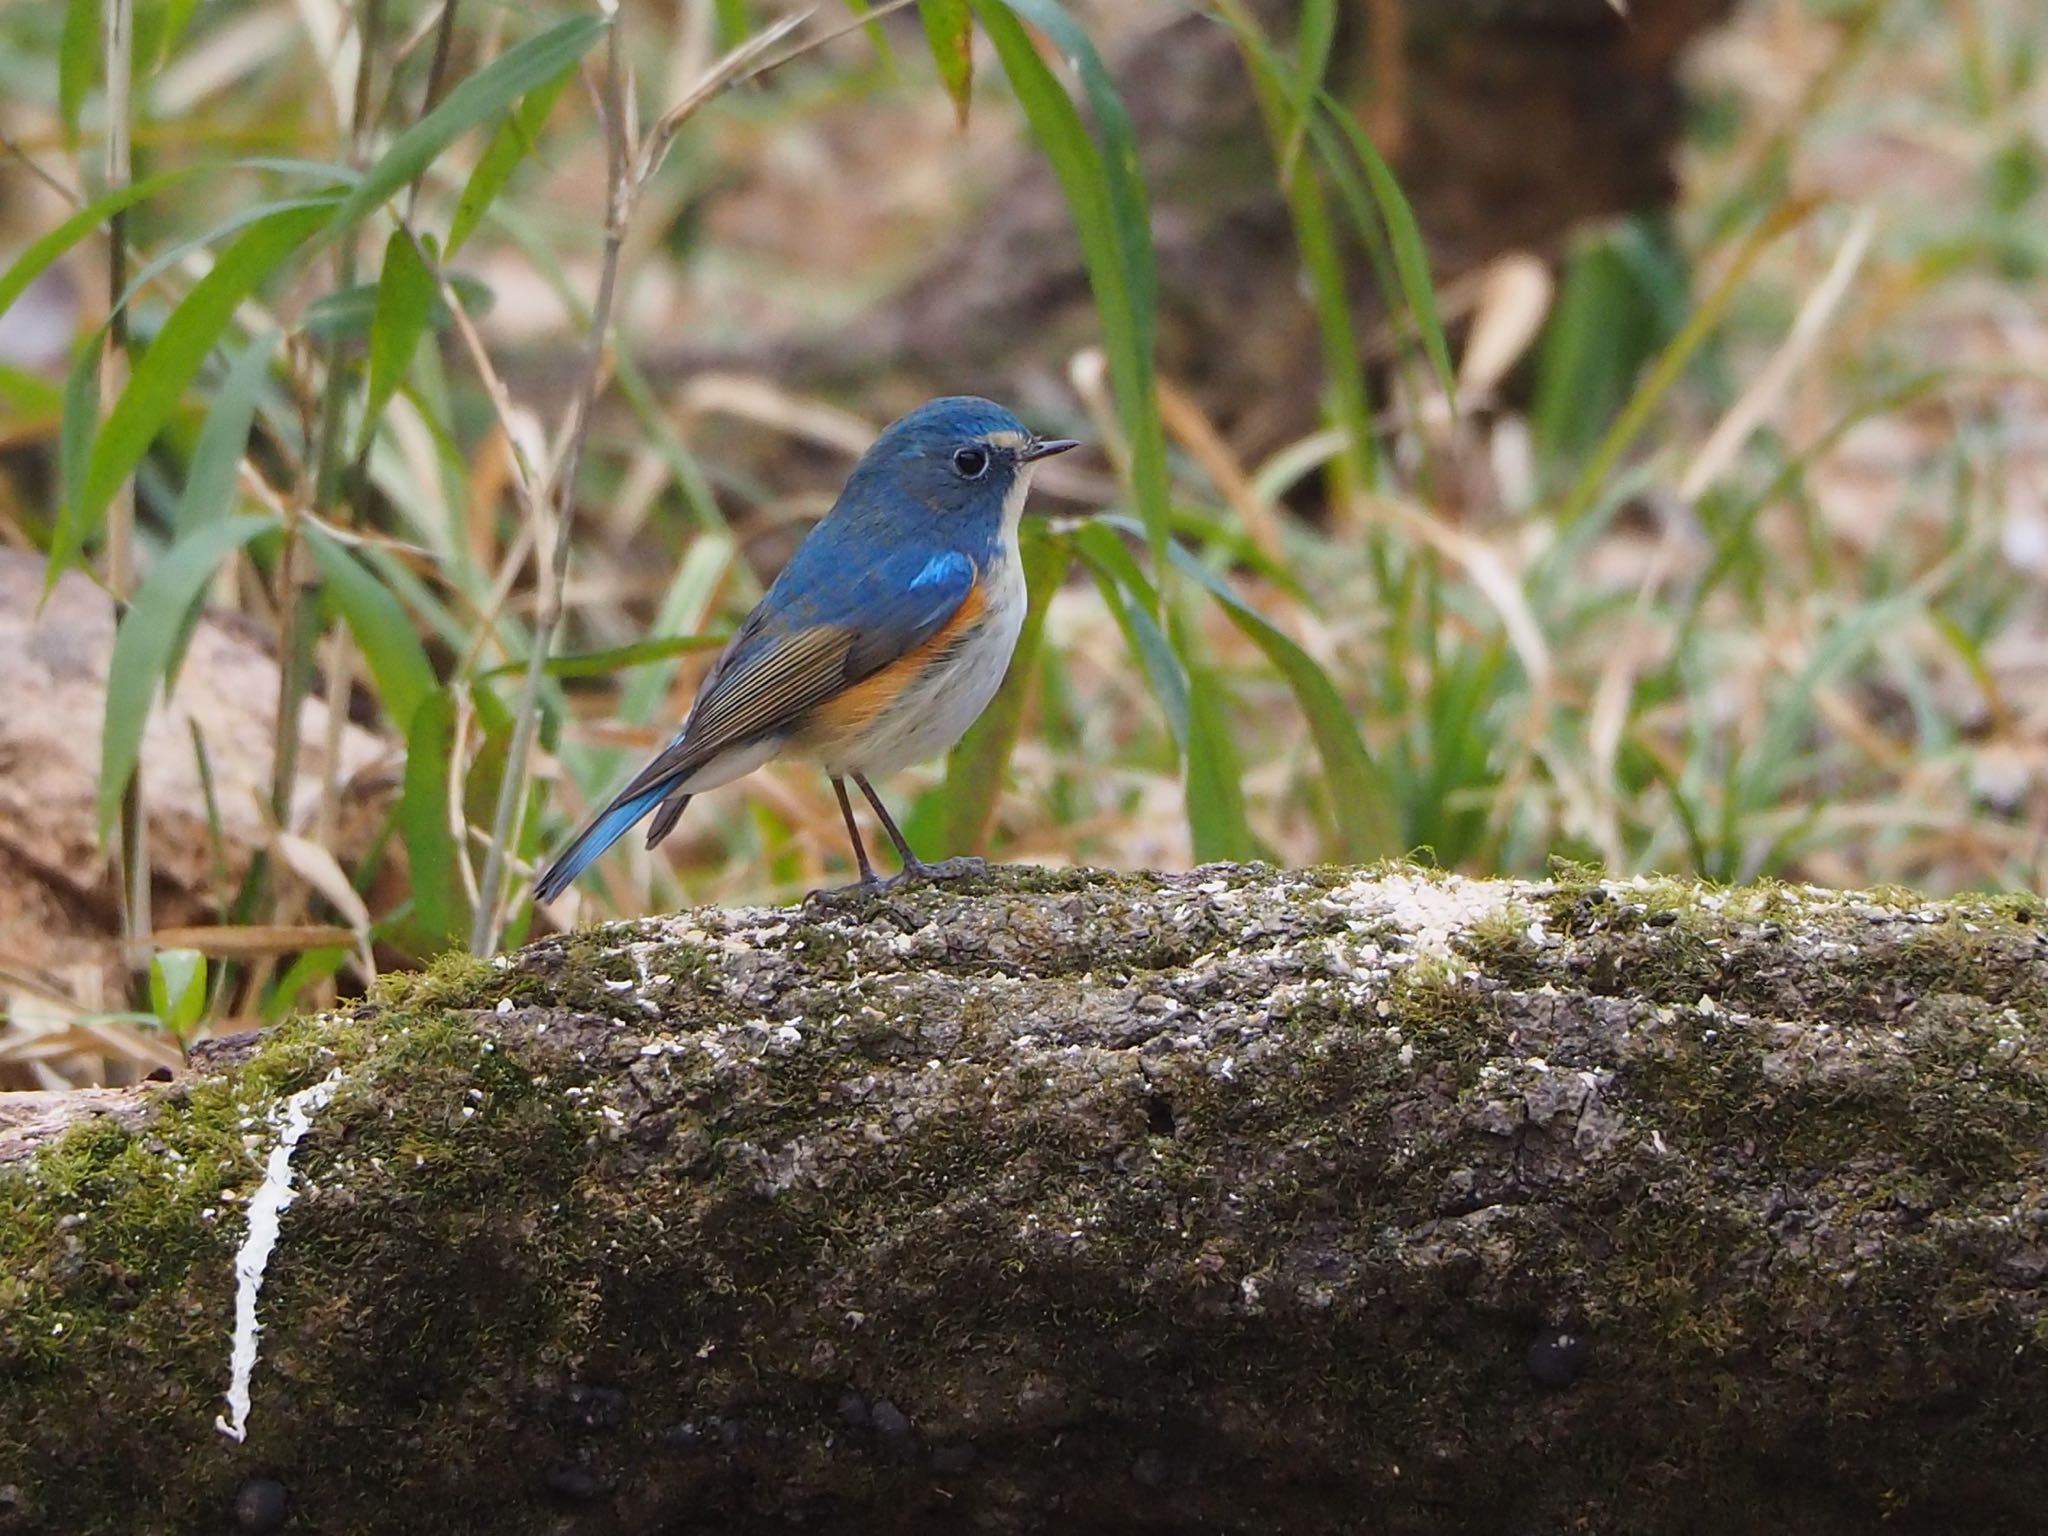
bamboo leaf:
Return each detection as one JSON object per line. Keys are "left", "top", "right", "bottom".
{"left": 447, "top": 69, "right": 573, "bottom": 256}
{"left": 326, "top": 14, "right": 609, "bottom": 237}
{"left": 483, "top": 632, "right": 730, "bottom": 682}
{"left": 98, "top": 513, "right": 280, "bottom": 835}
{"left": 361, "top": 229, "right": 437, "bottom": 448}
{"left": 306, "top": 527, "right": 436, "bottom": 736}
{"left": 300, "top": 271, "right": 493, "bottom": 341}
{"left": 399, "top": 689, "right": 466, "bottom": 953}
{"left": 175, "top": 330, "right": 275, "bottom": 537}
{"left": 54, "top": 201, "right": 332, "bottom": 588}
{"left": 918, "top": 0, "right": 975, "bottom": 125}
{"left": 0, "top": 166, "right": 206, "bottom": 322}
{"left": 59, "top": 0, "right": 98, "bottom": 141}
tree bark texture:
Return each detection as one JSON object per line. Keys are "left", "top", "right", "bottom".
{"left": 4, "top": 863, "right": 2047, "bottom": 1534}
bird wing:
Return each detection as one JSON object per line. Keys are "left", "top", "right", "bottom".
{"left": 605, "top": 544, "right": 978, "bottom": 806}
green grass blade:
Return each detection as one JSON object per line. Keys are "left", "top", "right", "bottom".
{"left": 1279, "top": 0, "right": 1335, "bottom": 178}
{"left": 175, "top": 329, "right": 275, "bottom": 537}
{"left": 305, "top": 528, "right": 437, "bottom": 736}
{"left": 326, "top": 15, "right": 609, "bottom": 237}
{"left": 1557, "top": 201, "right": 1810, "bottom": 529}
{"left": 55, "top": 200, "right": 332, "bottom": 588}
{"left": 1215, "top": 9, "right": 1374, "bottom": 484}
{"left": 98, "top": 513, "right": 279, "bottom": 835}
{"left": 1071, "top": 522, "right": 1188, "bottom": 748}
{"left": 1172, "top": 605, "right": 1256, "bottom": 861}
{"left": 918, "top": 0, "right": 974, "bottom": 124}
{"left": 1166, "top": 544, "right": 1400, "bottom": 860}
{"left": 1318, "top": 100, "right": 1456, "bottom": 404}
{"left": 976, "top": 0, "right": 1169, "bottom": 581}
{"left": 447, "top": 69, "right": 573, "bottom": 256}
{"left": 361, "top": 229, "right": 437, "bottom": 449}
{"left": 620, "top": 534, "right": 738, "bottom": 725}
{"left": 942, "top": 523, "right": 1068, "bottom": 853}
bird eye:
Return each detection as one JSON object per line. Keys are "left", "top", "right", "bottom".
{"left": 951, "top": 445, "right": 990, "bottom": 480}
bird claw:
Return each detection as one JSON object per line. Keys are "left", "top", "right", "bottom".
{"left": 804, "top": 857, "right": 990, "bottom": 906}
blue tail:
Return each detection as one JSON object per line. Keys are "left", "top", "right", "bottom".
{"left": 533, "top": 783, "right": 671, "bottom": 903}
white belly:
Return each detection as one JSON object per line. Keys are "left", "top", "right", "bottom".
{"left": 819, "top": 552, "right": 1027, "bottom": 778}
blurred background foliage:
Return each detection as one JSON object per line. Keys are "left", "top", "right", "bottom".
{"left": 1, "top": 0, "right": 2045, "bottom": 1085}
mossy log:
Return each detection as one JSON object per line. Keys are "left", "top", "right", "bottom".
{"left": 5, "top": 864, "right": 2048, "bottom": 1534}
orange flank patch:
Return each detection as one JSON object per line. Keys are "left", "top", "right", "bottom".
{"left": 804, "top": 579, "right": 986, "bottom": 744}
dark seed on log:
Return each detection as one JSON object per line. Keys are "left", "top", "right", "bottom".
{"left": 1526, "top": 1328, "right": 1592, "bottom": 1388}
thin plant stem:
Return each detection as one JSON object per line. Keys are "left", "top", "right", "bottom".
{"left": 269, "top": 0, "right": 384, "bottom": 930}
{"left": 470, "top": 10, "right": 630, "bottom": 954}
{"left": 101, "top": 0, "right": 152, "bottom": 997}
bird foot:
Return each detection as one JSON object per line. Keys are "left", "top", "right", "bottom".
{"left": 890, "top": 855, "right": 990, "bottom": 886}
{"left": 803, "top": 872, "right": 888, "bottom": 908}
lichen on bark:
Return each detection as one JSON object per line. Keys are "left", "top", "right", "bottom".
{"left": 3, "top": 863, "right": 2046, "bottom": 1534}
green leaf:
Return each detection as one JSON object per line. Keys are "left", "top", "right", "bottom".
{"left": 975, "top": 0, "right": 1170, "bottom": 583}
{"left": 1176, "top": 606, "right": 1256, "bottom": 862}
{"left": 59, "top": 0, "right": 98, "bottom": 141}
{"left": 148, "top": 948, "right": 208, "bottom": 1037}
{"left": 156, "top": 0, "right": 204, "bottom": 65}
{"left": 0, "top": 364, "right": 62, "bottom": 420}
{"left": 99, "top": 513, "right": 280, "bottom": 835}
{"left": 300, "top": 271, "right": 494, "bottom": 341}
{"left": 941, "top": 523, "right": 1067, "bottom": 853}
{"left": 919, "top": 0, "right": 974, "bottom": 125}
{"left": 714, "top": 0, "right": 751, "bottom": 49}
{"left": 361, "top": 229, "right": 437, "bottom": 448}
{"left": 620, "top": 535, "right": 737, "bottom": 724}
{"left": 175, "top": 329, "right": 275, "bottom": 537}
{"left": 54, "top": 200, "right": 332, "bottom": 589}
{"left": 447, "top": 69, "right": 573, "bottom": 256}
{"left": 1219, "top": 16, "right": 1373, "bottom": 485}
{"left": 398, "top": 689, "right": 466, "bottom": 953}
{"left": 0, "top": 166, "right": 207, "bottom": 322}
{"left": 57, "top": 346, "right": 100, "bottom": 554}
{"left": 326, "top": 14, "right": 609, "bottom": 238}
{"left": 263, "top": 946, "right": 348, "bottom": 1024}
{"left": 1165, "top": 541, "right": 1400, "bottom": 860}
{"left": 305, "top": 529, "right": 437, "bottom": 737}
{"left": 1279, "top": 0, "right": 1335, "bottom": 177}
{"left": 1070, "top": 521, "right": 1187, "bottom": 748}
{"left": 483, "top": 632, "right": 729, "bottom": 682}
{"left": 1319, "top": 100, "right": 1457, "bottom": 405}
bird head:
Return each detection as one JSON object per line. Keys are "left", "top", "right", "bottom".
{"left": 846, "top": 396, "right": 1079, "bottom": 534}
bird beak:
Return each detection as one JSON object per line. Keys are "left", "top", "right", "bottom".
{"left": 1020, "top": 437, "right": 1081, "bottom": 463}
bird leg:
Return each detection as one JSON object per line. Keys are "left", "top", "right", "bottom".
{"left": 853, "top": 775, "right": 986, "bottom": 884}
{"left": 830, "top": 777, "right": 881, "bottom": 888}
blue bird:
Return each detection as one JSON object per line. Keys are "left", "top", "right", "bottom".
{"left": 534, "top": 396, "right": 1080, "bottom": 903}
